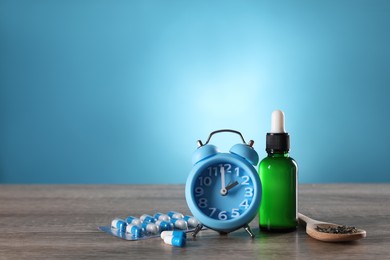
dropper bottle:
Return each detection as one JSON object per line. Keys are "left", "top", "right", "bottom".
{"left": 258, "top": 110, "right": 298, "bottom": 232}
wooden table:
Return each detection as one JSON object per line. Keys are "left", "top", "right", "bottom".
{"left": 0, "top": 184, "right": 388, "bottom": 259}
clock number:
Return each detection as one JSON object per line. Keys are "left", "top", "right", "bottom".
{"left": 209, "top": 208, "right": 217, "bottom": 217}
{"left": 209, "top": 207, "right": 217, "bottom": 217}
{"left": 195, "top": 187, "right": 204, "bottom": 197}
{"left": 235, "top": 167, "right": 240, "bottom": 176}
{"left": 214, "top": 164, "right": 232, "bottom": 175}
{"left": 208, "top": 167, "right": 218, "bottom": 176}
{"left": 244, "top": 187, "right": 253, "bottom": 197}
{"left": 198, "top": 198, "right": 208, "bottom": 208}
{"left": 239, "top": 199, "right": 249, "bottom": 209}
{"left": 241, "top": 176, "right": 250, "bottom": 185}
{"left": 218, "top": 211, "right": 228, "bottom": 220}
{"left": 231, "top": 208, "right": 240, "bottom": 218}
{"left": 199, "top": 176, "right": 212, "bottom": 186}
{"left": 219, "top": 164, "right": 231, "bottom": 173}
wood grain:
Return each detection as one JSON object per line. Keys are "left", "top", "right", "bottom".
{"left": 0, "top": 184, "right": 389, "bottom": 259}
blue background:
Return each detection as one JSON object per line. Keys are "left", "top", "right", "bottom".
{"left": 1, "top": 0, "right": 389, "bottom": 184}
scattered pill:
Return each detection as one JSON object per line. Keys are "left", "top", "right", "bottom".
{"left": 155, "top": 220, "right": 173, "bottom": 232}
{"left": 167, "top": 211, "right": 184, "bottom": 219}
{"left": 111, "top": 218, "right": 127, "bottom": 232}
{"left": 126, "top": 224, "right": 142, "bottom": 237}
{"left": 154, "top": 212, "right": 171, "bottom": 222}
{"left": 140, "top": 214, "right": 156, "bottom": 223}
{"left": 160, "top": 230, "right": 186, "bottom": 240}
{"left": 142, "top": 222, "right": 159, "bottom": 234}
{"left": 163, "top": 235, "right": 186, "bottom": 247}
{"left": 170, "top": 218, "right": 188, "bottom": 230}
{"left": 125, "top": 216, "right": 142, "bottom": 227}
{"left": 183, "top": 215, "right": 199, "bottom": 227}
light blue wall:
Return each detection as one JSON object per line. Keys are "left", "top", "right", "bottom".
{"left": 1, "top": 0, "right": 389, "bottom": 184}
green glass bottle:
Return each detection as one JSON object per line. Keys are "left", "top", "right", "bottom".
{"left": 259, "top": 110, "right": 298, "bottom": 232}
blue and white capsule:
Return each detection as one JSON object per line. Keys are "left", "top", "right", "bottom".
{"left": 160, "top": 230, "right": 186, "bottom": 240}
{"left": 111, "top": 218, "right": 127, "bottom": 232}
{"left": 140, "top": 214, "right": 156, "bottom": 223}
{"left": 155, "top": 220, "right": 173, "bottom": 232}
{"left": 167, "top": 211, "right": 184, "bottom": 219}
{"left": 154, "top": 212, "right": 171, "bottom": 222}
{"left": 126, "top": 224, "right": 142, "bottom": 237}
{"left": 183, "top": 215, "right": 199, "bottom": 228}
{"left": 170, "top": 218, "right": 188, "bottom": 230}
{"left": 125, "top": 216, "right": 142, "bottom": 227}
{"left": 163, "top": 235, "right": 186, "bottom": 247}
{"left": 142, "top": 222, "right": 159, "bottom": 234}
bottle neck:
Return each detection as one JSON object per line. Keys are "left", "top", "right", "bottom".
{"left": 267, "top": 151, "right": 290, "bottom": 158}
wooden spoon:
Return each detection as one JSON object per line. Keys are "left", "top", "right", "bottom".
{"left": 298, "top": 212, "right": 366, "bottom": 242}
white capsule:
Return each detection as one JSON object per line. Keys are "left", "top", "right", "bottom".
{"left": 155, "top": 220, "right": 174, "bottom": 231}
{"left": 126, "top": 224, "right": 142, "bottom": 237}
{"left": 163, "top": 235, "right": 186, "bottom": 247}
{"left": 154, "top": 212, "right": 171, "bottom": 222}
{"left": 160, "top": 230, "right": 186, "bottom": 239}
{"left": 125, "top": 216, "right": 142, "bottom": 227}
{"left": 140, "top": 214, "right": 156, "bottom": 223}
{"left": 183, "top": 215, "right": 199, "bottom": 228}
{"left": 170, "top": 218, "right": 188, "bottom": 230}
{"left": 111, "top": 218, "right": 127, "bottom": 232}
{"left": 142, "top": 222, "right": 159, "bottom": 234}
{"left": 167, "top": 211, "right": 184, "bottom": 219}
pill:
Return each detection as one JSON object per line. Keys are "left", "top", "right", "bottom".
{"left": 170, "top": 218, "right": 188, "bottom": 230}
{"left": 154, "top": 212, "right": 171, "bottom": 222}
{"left": 155, "top": 220, "right": 173, "bottom": 232}
{"left": 140, "top": 214, "right": 156, "bottom": 223}
{"left": 163, "top": 235, "right": 186, "bottom": 247}
{"left": 167, "top": 211, "right": 184, "bottom": 219}
{"left": 125, "top": 216, "right": 142, "bottom": 227}
{"left": 111, "top": 218, "right": 127, "bottom": 232}
{"left": 160, "top": 230, "right": 186, "bottom": 240}
{"left": 142, "top": 222, "right": 159, "bottom": 234}
{"left": 126, "top": 224, "right": 142, "bottom": 237}
{"left": 183, "top": 215, "right": 199, "bottom": 227}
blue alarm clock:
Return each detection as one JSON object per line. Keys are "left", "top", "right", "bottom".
{"left": 185, "top": 129, "right": 261, "bottom": 238}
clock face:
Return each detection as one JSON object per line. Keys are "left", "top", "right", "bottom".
{"left": 193, "top": 162, "right": 255, "bottom": 221}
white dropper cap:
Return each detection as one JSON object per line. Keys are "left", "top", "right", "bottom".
{"left": 271, "top": 110, "right": 286, "bottom": 133}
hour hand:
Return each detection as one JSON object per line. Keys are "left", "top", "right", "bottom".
{"left": 221, "top": 181, "right": 239, "bottom": 196}
{"left": 225, "top": 181, "right": 239, "bottom": 191}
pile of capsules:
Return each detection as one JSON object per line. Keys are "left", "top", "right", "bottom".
{"left": 110, "top": 211, "right": 199, "bottom": 246}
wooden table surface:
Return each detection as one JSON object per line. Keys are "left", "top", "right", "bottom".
{"left": 0, "top": 184, "right": 389, "bottom": 259}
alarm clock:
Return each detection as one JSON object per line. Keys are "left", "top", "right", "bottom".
{"left": 185, "top": 129, "right": 261, "bottom": 238}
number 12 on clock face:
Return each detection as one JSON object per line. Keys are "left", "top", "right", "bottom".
{"left": 193, "top": 163, "right": 254, "bottom": 221}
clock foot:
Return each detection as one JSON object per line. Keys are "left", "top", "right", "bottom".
{"left": 192, "top": 224, "right": 203, "bottom": 238}
{"left": 244, "top": 224, "right": 255, "bottom": 239}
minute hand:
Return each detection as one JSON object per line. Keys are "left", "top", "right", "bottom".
{"left": 220, "top": 166, "right": 227, "bottom": 196}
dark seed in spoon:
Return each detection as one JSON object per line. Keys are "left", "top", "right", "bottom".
{"left": 315, "top": 225, "right": 358, "bottom": 234}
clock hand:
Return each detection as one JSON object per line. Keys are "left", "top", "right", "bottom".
{"left": 220, "top": 166, "right": 227, "bottom": 196}
{"left": 225, "top": 181, "right": 239, "bottom": 191}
